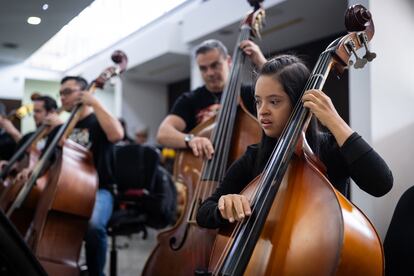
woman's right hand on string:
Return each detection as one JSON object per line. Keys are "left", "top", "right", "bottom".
{"left": 218, "top": 194, "right": 251, "bottom": 223}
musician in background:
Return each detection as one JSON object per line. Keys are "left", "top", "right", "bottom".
{"left": 117, "top": 118, "right": 134, "bottom": 145}
{"left": 16, "top": 95, "right": 62, "bottom": 152}
{"left": 59, "top": 76, "right": 123, "bottom": 276}
{"left": 135, "top": 126, "right": 149, "bottom": 145}
{"left": 1, "top": 95, "right": 63, "bottom": 178}
{"left": 156, "top": 39, "right": 266, "bottom": 159}
{"left": 0, "top": 103, "right": 21, "bottom": 160}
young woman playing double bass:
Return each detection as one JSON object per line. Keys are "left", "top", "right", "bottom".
{"left": 197, "top": 54, "right": 393, "bottom": 227}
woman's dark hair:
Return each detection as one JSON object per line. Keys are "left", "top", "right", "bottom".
{"left": 253, "top": 54, "right": 325, "bottom": 175}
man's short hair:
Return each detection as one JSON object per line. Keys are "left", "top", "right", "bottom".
{"left": 61, "top": 76, "right": 88, "bottom": 90}
{"left": 194, "top": 39, "right": 228, "bottom": 59}
{"left": 34, "top": 95, "right": 58, "bottom": 112}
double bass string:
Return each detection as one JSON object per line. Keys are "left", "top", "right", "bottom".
{"left": 219, "top": 27, "right": 252, "bottom": 180}
{"left": 212, "top": 27, "right": 249, "bottom": 180}
{"left": 198, "top": 26, "right": 251, "bottom": 202}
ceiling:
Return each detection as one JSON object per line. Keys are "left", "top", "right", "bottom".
{"left": 0, "top": 0, "right": 94, "bottom": 68}
{"left": 0, "top": 0, "right": 347, "bottom": 84}
{"left": 203, "top": 0, "right": 348, "bottom": 58}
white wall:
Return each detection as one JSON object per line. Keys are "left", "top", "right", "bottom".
{"left": 21, "top": 79, "right": 61, "bottom": 134}
{"left": 0, "top": 64, "right": 25, "bottom": 100}
{"left": 121, "top": 77, "right": 167, "bottom": 144}
{"left": 349, "top": 0, "right": 414, "bottom": 238}
{"left": 0, "top": 64, "right": 61, "bottom": 100}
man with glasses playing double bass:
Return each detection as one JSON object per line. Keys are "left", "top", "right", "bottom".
{"left": 59, "top": 76, "right": 124, "bottom": 276}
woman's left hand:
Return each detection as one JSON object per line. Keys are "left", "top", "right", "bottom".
{"left": 240, "top": 40, "right": 267, "bottom": 69}
{"left": 302, "top": 89, "right": 340, "bottom": 128}
{"left": 302, "top": 89, "right": 353, "bottom": 146}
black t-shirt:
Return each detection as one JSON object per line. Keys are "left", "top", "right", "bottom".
{"left": 15, "top": 126, "right": 61, "bottom": 159}
{"left": 196, "top": 132, "right": 394, "bottom": 229}
{"left": 0, "top": 130, "right": 17, "bottom": 160}
{"left": 170, "top": 85, "right": 256, "bottom": 132}
{"left": 16, "top": 132, "right": 35, "bottom": 151}
{"left": 69, "top": 113, "right": 115, "bottom": 188}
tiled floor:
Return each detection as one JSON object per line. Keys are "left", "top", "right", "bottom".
{"left": 107, "top": 229, "right": 158, "bottom": 276}
{"left": 80, "top": 228, "right": 159, "bottom": 276}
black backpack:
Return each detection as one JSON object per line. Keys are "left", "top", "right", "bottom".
{"left": 112, "top": 144, "right": 177, "bottom": 229}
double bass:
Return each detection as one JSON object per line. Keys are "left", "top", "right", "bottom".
{"left": 143, "top": 1, "right": 265, "bottom": 275}
{"left": 0, "top": 95, "right": 62, "bottom": 234}
{"left": 0, "top": 102, "right": 35, "bottom": 186}
{"left": 209, "top": 4, "right": 383, "bottom": 275}
{"left": 4, "top": 50, "right": 128, "bottom": 275}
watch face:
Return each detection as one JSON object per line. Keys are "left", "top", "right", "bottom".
{"left": 185, "top": 134, "right": 193, "bottom": 142}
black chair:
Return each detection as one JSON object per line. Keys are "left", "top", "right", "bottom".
{"left": 108, "top": 144, "right": 177, "bottom": 276}
{"left": 107, "top": 189, "right": 149, "bottom": 276}
{"left": 384, "top": 186, "right": 414, "bottom": 276}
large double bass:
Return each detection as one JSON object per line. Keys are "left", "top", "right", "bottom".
{"left": 208, "top": 4, "right": 383, "bottom": 275}
{"left": 143, "top": 1, "right": 265, "bottom": 275}
{"left": 0, "top": 95, "right": 63, "bottom": 235}
{"left": 2, "top": 51, "right": 128, "bottom": 275}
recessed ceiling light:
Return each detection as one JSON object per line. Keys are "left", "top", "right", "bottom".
{"left": 2, "top": 42, "right": 19, "bottom": 49}
{"left": 27, "top": 16, "right": 41, "bottom": 25}
{"left": 42, "top": 4, "right": 49, "bottom": 11}
{"left": 218, "top": 29, "right": 233, "bottom": 36}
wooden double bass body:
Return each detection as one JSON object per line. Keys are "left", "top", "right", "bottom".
{"left": 208, "top": 5, "right": 384, "bottom": 275}
{"left": 27, "top": 139, "right": 97, "bottom": 275}
{"left": 0, "top": 111, "right": 97, "bottom": 276}
{"left": 143, "top": 2, "right": 265, "bottom": 275}
{"left": 0, "top": 145, "right": 48, "bottom": 236}
{"left": 210, "top": 142, "right": 384, "bottom": 275}
{"left": 1, "top": 50, "right": 128, "bottom": 275}
{"left": 143, "top": 105, "right": 261, "bottom": 275}
{"left": 23, "top": 50, "right": 128, "bottom": 275}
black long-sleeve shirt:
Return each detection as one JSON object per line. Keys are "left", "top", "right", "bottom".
{"left": 196, "top": 132, "right": 393, "bottom": 229}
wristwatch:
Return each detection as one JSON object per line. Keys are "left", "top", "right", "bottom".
{"left": 184, "top": 134, "right": 194, "bottom": 148}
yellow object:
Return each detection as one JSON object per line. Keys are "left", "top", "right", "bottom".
{"left": 15, "top": 103, "right": 34, "bottom": 119}
{"left": 162, "top": 148, "right": 176, "bottom": 159}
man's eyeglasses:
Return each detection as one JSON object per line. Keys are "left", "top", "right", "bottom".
{"left": 59, "top": 88, "right": 81, "bottom": 97}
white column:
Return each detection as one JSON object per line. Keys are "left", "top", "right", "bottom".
{"left": 348, "top": 0, "right": 414, "bottom": 238}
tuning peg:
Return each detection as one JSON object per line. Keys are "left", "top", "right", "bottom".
{"left": 253, "top": 12, "right": 265, "bottom": 40}
{"left": 363, "top": 51, "right": 377, "bottom": 62}
{"left": 358, "top": 32, "right": 377, "bottom": 62}
{"left": 345, "top": 40, "right": 367, "bottom": 69}
{"left": 354, "top": 56, "right": 368, "bottom": 69}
